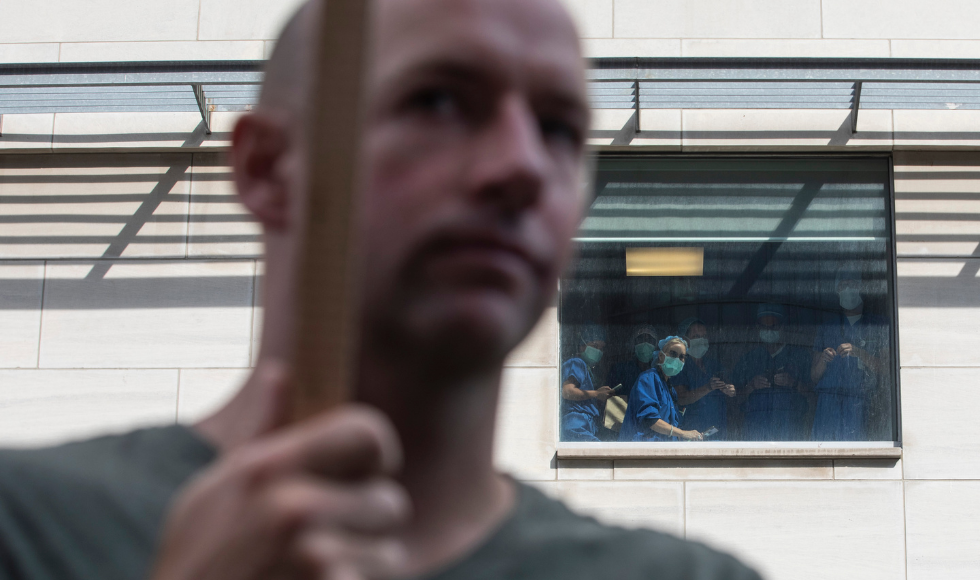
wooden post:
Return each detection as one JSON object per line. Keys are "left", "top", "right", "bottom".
{"left": 291, "top": 0, "right": 372, "bottom": 421}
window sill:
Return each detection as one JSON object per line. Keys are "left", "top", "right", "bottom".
{"left": 556, "top": 442, "right": 902, "bottom": 460}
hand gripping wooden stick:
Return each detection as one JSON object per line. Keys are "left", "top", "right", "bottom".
{"left": 292, "top": 0, "right": 372, "bottom": 421}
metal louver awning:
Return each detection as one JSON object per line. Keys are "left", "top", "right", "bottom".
{"left": 1, "top": 58, "right": 979, "bottom": 134}
{"left": 0, "top": 61, "right": 264, "bottom": 134}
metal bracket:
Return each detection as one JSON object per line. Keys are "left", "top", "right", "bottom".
{"left": 850, "top": 81, "right": 863, "bottom": 133}
{"left": 633, "top": 80, "right": 641, "bottom": 133}
{"left": 192, "top": 84, "right": 212, "bottom": 134}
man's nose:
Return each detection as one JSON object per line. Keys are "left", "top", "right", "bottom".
{"left": 467, "top": 95, "right": 548, "bottom": 216}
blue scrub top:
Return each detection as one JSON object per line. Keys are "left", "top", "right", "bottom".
{"left": 811, "top": 312, "right": 888, "bottom": 441}
{"left": 732, "top": 344, "right": 810, "bottom": 441}
{"left": 619, "top": 367, "right": 680, "bottom": 442}
{"left": 674, "top": 356, "right": 728, "bottom": 437}
{"left": 560, "top": 357, "right": 602, "bottom": 442}
{"left": 608, "top": 358, "right": 649, "bottom": 399}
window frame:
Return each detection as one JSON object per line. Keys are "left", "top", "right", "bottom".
{"left": 555, "top": 152, "right": 903, "bottom": 459}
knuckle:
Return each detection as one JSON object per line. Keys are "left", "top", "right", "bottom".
{"left": 263, "top": 490, "right": 310, "bottom": 537}
{"left": 366, "top": 480, "right": 411, "bottom": 521}
{"left": 224, "top": 447, "right": 279, "bottom": 489}
{"left": 330, "top": 407, "right": 402, "bottom": 473}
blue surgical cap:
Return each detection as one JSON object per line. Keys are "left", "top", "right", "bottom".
{"left": 836, "top": 266, "right": 863, "bottom": 287}
{"left": 658, "top": 336, "right": 689, "bottom": 351}
{"left": 756, "top": 303, "right": 785, "bottom": 320}
{"left": 633, "top": 325, "right": 658, "bottom": 343}
{"left": 579, "top": 326, "right": 607, "bottom": 344}
{"left": 677, "top": 317, "right": 706, "bottom": 338}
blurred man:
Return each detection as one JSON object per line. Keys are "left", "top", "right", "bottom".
{"left": 0, "top": 1, "right": 760, "bottom": 579}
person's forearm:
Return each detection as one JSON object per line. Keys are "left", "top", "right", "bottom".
{"left": 678, "top": 383, "right": 712, "bottom": 405}
{"left": 650, "top": 419, "right": 675, "bottom": 436}
{"left": 562, "top": 384, "right": 594, "bottom": 401}
{"left": 811, "top": 361, "right": 827, "bottom": 383}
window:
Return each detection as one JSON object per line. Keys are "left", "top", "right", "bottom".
{"left": 559, "top": 156, "right": 897, "bottom": 444}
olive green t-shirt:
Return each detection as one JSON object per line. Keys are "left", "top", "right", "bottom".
{"left": 0, "top": 426, "right": 761, "bottom": 580}
{"left": 0, "top": 426, "right": 215, "bottom": 580}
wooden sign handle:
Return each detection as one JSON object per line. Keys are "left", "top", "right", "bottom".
{"left": 291, "top": 0, "right": 372, "bottom": 421}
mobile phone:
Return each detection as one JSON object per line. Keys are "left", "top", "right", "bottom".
{"left": 702, "top": 427, "right": 719, "bottom": 438}
{"left": 611, "top": 383, "right": 624, "bottom": 394}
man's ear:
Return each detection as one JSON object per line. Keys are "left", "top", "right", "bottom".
{"left": 230, "top": 112, "right": 293, "bottom": 231}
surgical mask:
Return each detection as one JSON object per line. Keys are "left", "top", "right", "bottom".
{"left": 688, "top": 338, "right": 709, "bottom": 359}
{"left": 582, "top": 345, "right": 603, "bottom": 366}
{"left": 839, "top": 288, "right": 863, "bottom": 310}
{"left": 660, "top": 355, "right": 685, "bottom": 377}
{"left": 634, "top": 342, "right": 656, "bottom": 363}
{"left": 759, "top": 329, "right": 781, "bottom": 344}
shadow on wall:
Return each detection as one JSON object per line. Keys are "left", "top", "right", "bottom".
{"left": 0, "top": 151, "right": 262, "bottom": 275}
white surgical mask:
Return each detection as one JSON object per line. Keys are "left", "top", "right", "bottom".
{"left": 839, "top": 288, "right": 862, "bottom": 310}
{"left": 688, "top": 338, "right": 709, "bottom": 359}
{"left": 759, "top": 329, "right": 781, "bottom": 344}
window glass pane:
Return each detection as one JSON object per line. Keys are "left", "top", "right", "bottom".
{"left": 559, "top": 157, "right": 896, "bottom": 443}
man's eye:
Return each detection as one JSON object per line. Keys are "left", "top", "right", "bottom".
{"left": 539, "top": 117, "right": 582, "bottom": 147}
{"left": 406, "top": 88, "right": 459, "bottom": 119}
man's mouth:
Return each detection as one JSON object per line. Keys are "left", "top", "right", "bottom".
{"left": 415, "top": 229, "right": 546, "bottom": 290}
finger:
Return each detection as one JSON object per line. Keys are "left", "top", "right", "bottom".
{"left": 296, "top": 531, "right": 407, "bottom": 580}
{"left": 263, "top": 477, "right": 411, "bottom": 536}
{"left": 244, "top": 405, "right": 404, "bottom": 481}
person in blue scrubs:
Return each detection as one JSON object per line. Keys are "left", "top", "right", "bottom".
{"left": 560, "top": 327, "right": 614, "bottom": 442}
{"left": 619, "top": 337, "right": 704, "bottom": 442}
{"left": 732, "top": 305, "right": 810, "bottom": 441}
{"left": 810, "top": 267, "right": 887, "bottom": 441}
{"left": 674, "top": 318, "right": 736, "bottom": 439}
{"left": 608, "top": 325, "right": 658, "bottom": 400}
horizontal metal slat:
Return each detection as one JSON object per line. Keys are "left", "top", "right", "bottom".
{"left": 641, "top": 95, "right": 851, "bottom": 103}
{"left": 633, "top": 101, "right": 853, "bottom": 109}
{"left": 0, "top": 85, "right": 194, "bottom": 95}
{"left": 0, "top": 97, "right": 199, "bottom": 107}
{"left": 639, "top": 88, "right": 853, "bottom": 97}
{"left": 862, "top": 95, "right": 980, "bottom": 104}
{"left": 862, "top": 102, "right": 980, "bottom": 110}
{"left": 640, "top": 81, "right": 856, "bottom": 90}
{"left": 0, "top": 105, "right": 202, "bottom": 114}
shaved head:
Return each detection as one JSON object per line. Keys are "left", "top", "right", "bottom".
{"left": 257, "top": 2, "right": 318, "bottom": 122}
{"left": 259, "top": 0, "right": 583, "bottom": 131}
{"left": 238, "top": 0, "right": 590, "bottom": 380}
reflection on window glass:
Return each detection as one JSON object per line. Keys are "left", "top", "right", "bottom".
{"left": 559, "top": 157, "right": 896, "bottom": 443}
